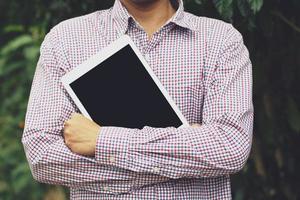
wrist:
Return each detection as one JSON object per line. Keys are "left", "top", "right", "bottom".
{"left": 93, "top": 127, "right": 101, "bottom": 154}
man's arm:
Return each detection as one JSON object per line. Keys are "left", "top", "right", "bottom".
{"left": 22, "top": 28, "right": 170, "bottom": 193}
{"left": 91, "top": 25, "right": 254, "bottom": 179}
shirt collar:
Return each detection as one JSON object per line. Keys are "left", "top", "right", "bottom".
{"left": 111, "top": 0, "right": 194, "bottom": 34}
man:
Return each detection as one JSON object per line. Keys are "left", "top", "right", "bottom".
{"left": 22, "top": 0, "right": 253, "bottom": 199}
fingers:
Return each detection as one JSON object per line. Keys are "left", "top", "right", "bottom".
{"left": 191, "top": 123, "right": 201, "bottom": 128}
{"left": 63, "top": 120, "right": 70, "bottom": 127}
{"left": 64, "top": 112, "right": 81, "bottom": 127}
{"left": 63, "top": 120, "right": 70, "bottom": 139}
{"left": 71, "top": 112, "right": 80, "bottom": 118}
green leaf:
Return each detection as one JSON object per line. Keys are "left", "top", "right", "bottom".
{"left": 3, "top": 24, "right": 24, "bottom": 33}
{"left": 12, "top": 173, "right": 31, "bottom": 193}
{"left": 0, "top": 61, "right": 24, "bottom": 77}
{"left": 195, "top": 0, "right": 205, "bottom": 5}
{"left": 213, "top": 0, "right": 233, "bottom": 21}
{"left": 0, "top": 181, "right": 9, "bottom": 193}
{"left": 0, "top": 35, "right": 33, "bottom": 56}
{"left": 248, "top": 0, "right": 264, "bottom": 14}
{"left": 237, "top": 0, "right": 252, "bottom": 17}
{"left": 23, "top": 46, "right": 40, "bottom": 61}
{"left": 0, "top": 58, "right": 6, "bottom": 75}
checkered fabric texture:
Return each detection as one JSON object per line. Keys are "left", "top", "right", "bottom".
{"left": 22, "top": 0, "right": 254, "bottom": 199}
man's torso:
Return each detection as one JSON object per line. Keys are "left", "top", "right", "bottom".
{"left": 50, "top": 1, "right": 234, "bottom": 199}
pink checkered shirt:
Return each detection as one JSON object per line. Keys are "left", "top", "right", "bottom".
{"left": 22, "top": 0, "right": 253, "bottom": 199}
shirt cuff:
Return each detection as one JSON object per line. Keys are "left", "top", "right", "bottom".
{"left": 95, "top": 126, "right": 132, "bottom": 166}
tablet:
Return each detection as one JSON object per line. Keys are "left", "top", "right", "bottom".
{"left": 61, "top": 35, "right": 189, "bottom": 129}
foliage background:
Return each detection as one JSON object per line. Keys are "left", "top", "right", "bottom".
{"left": 0, "top": 0, "right": 299, "bottom": 199}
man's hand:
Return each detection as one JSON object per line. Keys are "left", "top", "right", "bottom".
{"left": 191, "top": 123, "right": 201, "bottom": 128}
{"left": 63, "top": 113, "right": 101, "bottom": 156}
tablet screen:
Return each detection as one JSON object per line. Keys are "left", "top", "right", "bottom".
{"left": 69, "top": 44, "right": 183, "bottom": 128}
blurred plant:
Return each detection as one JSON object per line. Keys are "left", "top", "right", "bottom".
{"left": 0, "top": 0, "right": 299, "bottom": 199}
{"left": 0, "top": 24, "right": 47, "bottom": 199}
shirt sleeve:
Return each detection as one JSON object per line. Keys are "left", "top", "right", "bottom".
{"left": 95, "top": 25, "right": 254, "bottom": 179}
{"left": 21, "top": 27, "right": 170, "bottom": 194}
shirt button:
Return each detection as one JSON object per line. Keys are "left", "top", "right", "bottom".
{"left": 144, "top": 54, "right": 150, "bottom": 62}
{"left": 152, "top": 167, "right": 160, "bottom": 173}
{"left": 109, "top": 155, "right": 115, "bottom": 163}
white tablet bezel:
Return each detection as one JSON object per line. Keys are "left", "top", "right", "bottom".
{"left": 61, "top": 35, "right": 189, "bottom": 128}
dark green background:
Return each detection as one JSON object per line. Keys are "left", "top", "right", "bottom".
{"left": 0, "top": 0, "right": 299, "bottom": 199}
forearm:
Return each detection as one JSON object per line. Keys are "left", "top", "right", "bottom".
{"left": 95, "top": 113, "right": 253, "bottom": 179}
{"left": 94, "top": 25, "right": 254, "bottom": 179}
{"left": 23, "top": 30, "right": 170, "bottom": 191}
{"left": 22, "top": 128, "right": 170, "bottom": 193}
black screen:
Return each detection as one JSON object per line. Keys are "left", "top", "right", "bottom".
{"left": 70, "top": 45, "right": 182, "bottom": 129}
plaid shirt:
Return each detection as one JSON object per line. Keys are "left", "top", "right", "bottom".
{"left": 22, "top": 0, "right": 253, "bottom": 199}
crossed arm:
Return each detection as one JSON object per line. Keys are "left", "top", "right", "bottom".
{"left": 22, "top": 25, "right": 253, "bottom": 193}
{"left": 62, "top": 113, "right": 200, "bottom": 157}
